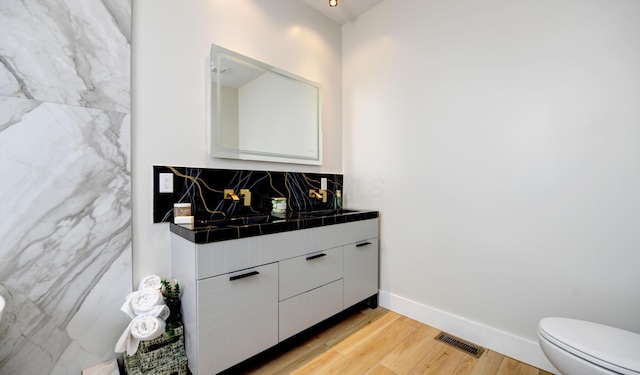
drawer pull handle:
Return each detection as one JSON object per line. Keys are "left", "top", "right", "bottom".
{"left": 306, "top": 253, "right": 327, "bottom": 261}
{"left": 229, "top": 270, "right": 259, "bottom": 281}
{"left": 356, "top": 242, "right": 372, "bottom": 247}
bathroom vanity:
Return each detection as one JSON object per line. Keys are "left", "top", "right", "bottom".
{"left": 170, "top": 210, "right": 379, "bottom": 374}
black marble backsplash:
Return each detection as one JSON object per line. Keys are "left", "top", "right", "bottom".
{"left": 153, "top": 166, "right": 344, "bottom": 223}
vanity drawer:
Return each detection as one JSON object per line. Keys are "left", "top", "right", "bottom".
{"left": 196, "top": 232, "right": 288, "bottom": 279}
{"left": 279, "top": 279, "right": 343, "bottom": 341}
{"left": 279, "top": 246, "right": 343, "bottom": 301}
{"left": 298, "top": 219, "right": 379, "bottom": 256}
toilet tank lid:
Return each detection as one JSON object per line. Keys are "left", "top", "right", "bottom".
{"left": 539, "top": 317, "right": 640, "bottom": 374}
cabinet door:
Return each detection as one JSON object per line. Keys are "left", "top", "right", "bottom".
{"left": 344, "top": 238, "right": 379, "bottom": 308}
{"left": 197, "top": 263, "right": 278, "bottom": 374}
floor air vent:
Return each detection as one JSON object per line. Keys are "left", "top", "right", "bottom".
{"left": 435, "top": 332, "right": 485, "bottom": 358}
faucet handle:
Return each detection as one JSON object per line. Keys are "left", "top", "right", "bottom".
{"left": 240, "top": 189, "right": 251, "bottom": 206}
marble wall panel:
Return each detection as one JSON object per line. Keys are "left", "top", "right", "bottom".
{"left": 0, "top": 0, "right": 131, "bottom": 373}
{"left": 0, "top": 97, "right": 131, "bottom": 373}
{"left": 0, "top": 0, "right": 131, "bottom": 112}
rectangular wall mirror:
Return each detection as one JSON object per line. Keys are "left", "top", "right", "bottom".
{"left": 210, "top": 44, "right": 322, "bottom": 165}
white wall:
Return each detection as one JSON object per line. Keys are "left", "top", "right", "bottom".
{"left": 132, "top": 1, "right": 341, "bottom": 282}
{"left": 343, "top": 0, "right": 640, "bottom": 370}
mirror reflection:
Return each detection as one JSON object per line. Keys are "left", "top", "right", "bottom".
{"left": 210, "top": 44, "right": 322, "bottom": 165}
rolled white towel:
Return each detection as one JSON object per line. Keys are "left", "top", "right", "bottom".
{"left": 115, "top": 315, "right": 167, "bottom": 355}
{"left": 131, "top": 315, "right": 166, "bottom": 341}
{"left": 138, "top": 275, "right": 162, "bottom": 291}
{"left": 141, "top": 304, "right": 170, "bottom": 321}
{"left": 121, "top": 289, "right": 167, "bottom": 319}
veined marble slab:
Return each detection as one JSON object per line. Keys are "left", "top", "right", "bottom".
{"left": 0, "top": 0, "right": 131, "bottom": 112}
{"left": 0, "top": 0, "right": 131, "bottom": 372}
{"left": 0, "top": 96, "right": 131, "bottom": 373}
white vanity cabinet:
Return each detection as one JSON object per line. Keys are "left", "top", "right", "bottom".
{"left": 171, "top": 218, "right": 378, "bottom": 374}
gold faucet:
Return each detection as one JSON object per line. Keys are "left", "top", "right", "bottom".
{"left": 309, "top": 189, "right": 327, "bottom": 203}
{"left": 225, "top": 189, "right": 251, "bottom": 206}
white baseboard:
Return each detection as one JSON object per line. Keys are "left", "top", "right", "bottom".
{"left": 378, "top": 290, "right": 558, "bottom": 374}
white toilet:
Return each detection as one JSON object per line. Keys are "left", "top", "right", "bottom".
{"left": 538, "top": 317, "right": 640, "bottom": 375}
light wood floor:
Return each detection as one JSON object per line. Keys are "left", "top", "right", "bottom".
{"left": 226, "top": 306, "right": 554, "bottom": 375}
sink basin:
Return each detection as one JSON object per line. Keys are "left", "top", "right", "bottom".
{"left": 196, "top": 214, "right": 271, "bottom": 228}
{"left": 296, "top": 209, "right": 358, "bottom": 219}
{"left": 190, "top": 210, "right": 360, "bottom": 230}
{"left": 226, "top": 215, "right": 271, "bottom": 226}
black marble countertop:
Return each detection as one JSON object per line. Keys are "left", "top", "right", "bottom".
{"left": 169, "top": 209, "right": 379, "bottom": 244}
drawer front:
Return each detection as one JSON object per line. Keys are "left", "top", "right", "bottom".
{"left": 279, "top": 247, "right": 343, "bottom": 301}
{"left": 279, "top": 279, "right": 344, "bottom": 341}
{"left": 197, "top": 262, "right": 279, "bottom": 374}
{"left": 196, "top": 232, "right": 289, "bottom": 279}
{"left": 278, "top": 218, "right": 379, "bottom": 260}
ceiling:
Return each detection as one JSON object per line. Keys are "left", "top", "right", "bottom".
{"left": 300, "top": 0, "right": 384, "bottom": 25}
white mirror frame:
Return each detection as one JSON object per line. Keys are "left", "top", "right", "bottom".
{"left": 209, "top": 44, "right": 322, "bottom": 165}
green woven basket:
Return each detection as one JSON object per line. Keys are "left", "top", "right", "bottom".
{"left": 123, "top": 324, "right": 187, "bottom": 374}
{"left": 123, "top": 352, "right": 187, "bottom": 375}
{"left": 137, "top": 325, "right": 184, "bottom": 354}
